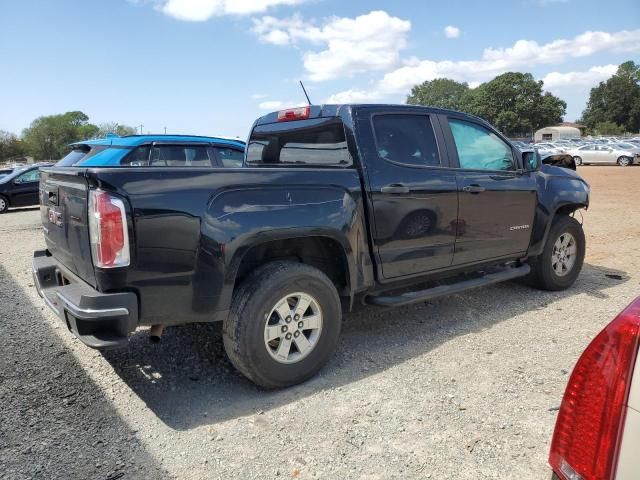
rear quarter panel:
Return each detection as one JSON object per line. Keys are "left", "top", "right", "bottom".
{"left": 86, "top": 167, "right": 370, "bottom": 325}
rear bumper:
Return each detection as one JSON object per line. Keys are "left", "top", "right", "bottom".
{"left": 32, "top": 250, "right": 138, "bottom": 349}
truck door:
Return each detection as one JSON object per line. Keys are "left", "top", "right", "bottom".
{"left": 355, "top": 107, "right": 458, "bottom": 281}
{"left": 441, "top": 115, "right": 537, "bottom": 266}
{"left": 11, "top": 168, "right": 41, "bottom": 206}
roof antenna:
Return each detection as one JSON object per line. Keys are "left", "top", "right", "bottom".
{"left": 299, "top": 80, "right": 312, "bottom": 105}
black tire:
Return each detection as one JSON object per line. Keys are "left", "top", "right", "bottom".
{"left": 573, "top": 156, "right": 582, "bottom": 166}
{"left": 526, "top": 215, "right": 585, "bottom": 291}
{"left": 617, "top": 156, "right": 632, "bottom": 167}
{"left": 0, "top": 195, "right": 8, "bottom": 214}
{"left": 223, "top": 261, "right": 342, "bottom": 389}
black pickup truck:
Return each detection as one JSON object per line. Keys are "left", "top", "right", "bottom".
{"left": 33, "top": 104, "right": 589, "bottom": 388}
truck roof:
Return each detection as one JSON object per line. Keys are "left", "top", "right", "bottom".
{"left": 70, "top": 135, "right": 246, "bottom": 149}
{"left": 254, "top": 104, "right": 489, "bottom": 127}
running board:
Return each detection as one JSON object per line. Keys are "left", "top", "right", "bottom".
{"left": 365, "top": 264, "right": 530, "bottom": 307}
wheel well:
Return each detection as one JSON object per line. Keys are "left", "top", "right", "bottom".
{"left": 556, "top": 204, "right": 585, "bottom": 217}
{"left": 234, "top": 236, "right": 350, "bottom": 295}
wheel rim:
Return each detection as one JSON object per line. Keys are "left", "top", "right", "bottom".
{"left": 0, "top": 198, "right": 5, "bottom": 211}
{"left": 619, "top": 157, "right": 630, "bottom": 166}
{"left": 263, "top": 292, "right": 323, "bottom": 364}
{"left": 573, "top": 156, "right": 582, "bottom": 165}
{"left": 551, "top": 232, "right": 577, "bottom": 277}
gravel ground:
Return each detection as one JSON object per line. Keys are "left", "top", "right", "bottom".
{"left": 1, "top": 166, "right": 639, "bottom": 480}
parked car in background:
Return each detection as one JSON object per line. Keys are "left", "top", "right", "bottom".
{"left": 549, "top": 296, "right": 640, "bottom": 480}
{"left": 535, "top": 142, "right": 567, "bottom": 155}
{"left": 56, "top": 135, "right": 246, "bottom": 168}
{"left": 567, "top": 144, "right": 639, "bottom": 166}
{"left": 33, "top": 104, "right": 589, "bottom": 388}
{"left": 0, "top": 163, "right": 53, "bottom": 213}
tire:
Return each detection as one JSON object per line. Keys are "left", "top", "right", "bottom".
{"left": 526, "top": 215, "right": 585, "bottom": 291}
{"left": 223, "top": 261, "right": 342, "bottom": 389}
{"left": 573, "top": 156, "right": 582, "bottom": 166}
{"left": 0, "top": 195, "right": 8, "bottom": 214}
{"left": 618, "top": 156, "right": 632, "bottom": 167}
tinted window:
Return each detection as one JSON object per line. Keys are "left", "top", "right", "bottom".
{"left": 17, "top": 169, "right": 39, "bottom": 182}
{"left": 121, "top": 146, "right": 150, "bottom": 166}
{"left": 449, "top": 119, "right": 514, "bottom": 171}
{"left": 373, "top": 114, "right": 441, "bottom": 167}
{"left": 215, "top": 146, "right": 244, "bottom": 168}
{"left": 150, "top": 145, "right": 212, "bottom": 167}
{"left": 246, "top": 118, "right": 351, "bottom": 167}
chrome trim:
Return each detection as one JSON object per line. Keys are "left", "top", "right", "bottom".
{"left": 56, "top": 292, "right": 129, "bottom": 319}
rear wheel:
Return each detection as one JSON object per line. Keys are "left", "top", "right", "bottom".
{"left": 0, "top": 195, "right": 8, "bottom": 213}
{"left": 573, "top": 156, "right": 582, "bottom": 166}
{"left": 617, "top": 156, "right": 632, "bottom": 167}
{"left": 223, "top": 261, "right": 342, "bottom": 389}
{"left": 526, "top": 215, "right": 585, "bottom": 291}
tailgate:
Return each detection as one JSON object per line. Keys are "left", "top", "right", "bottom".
{"left": 40, "top": 168, "right": 96, "bottom": 287}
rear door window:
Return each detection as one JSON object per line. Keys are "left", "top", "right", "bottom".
{"left": 149, "top": 145, "right": 213, "bottom": 167}
{"left": 372, "top": 114, "right": 441, "bottom": 167}
{"left": 214, "top": 146, "right": 244, "bottom": 168}
{"left": 246, "top": 118, "right": 351, "bottom": 167}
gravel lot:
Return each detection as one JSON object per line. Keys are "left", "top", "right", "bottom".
{"left": 1, "top": 166, "right": 639, "bottom": 480}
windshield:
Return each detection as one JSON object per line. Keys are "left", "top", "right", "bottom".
{"left": 615, "top": 143, "right": 633, "bottom": 150}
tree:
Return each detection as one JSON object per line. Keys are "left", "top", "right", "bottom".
{"left": 0, "top": 130, "right": 27, "bottom": 161}
{"left": 97, "top": 122, "right": 137, "bottom": 137}
{"left": 462, "top": 72, "right": 566, "bottom": 137}
{"left": 21, "top": 111, "right": 99, "bottom": 160}
{"left": 593, "top": 121, "right": 624, "bottom": 135}
{"left": 581, "top": 61, "right": 640, "bottom": 133}
{"left": 407, "top": 78, "right": 470, "bottom": 111}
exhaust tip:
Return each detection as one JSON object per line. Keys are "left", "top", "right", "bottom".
{"left": 149, "top": 325, "right": 165, "bottom": 343}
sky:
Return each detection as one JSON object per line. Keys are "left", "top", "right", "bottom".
{"left": 1, "top": 0, "right": 639, "bottom": 138}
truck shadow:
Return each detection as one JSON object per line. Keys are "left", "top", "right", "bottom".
{"left": 0, "top": 263, "right": 170, "bottom": 480}
{"left": 102, "top": 262, "right": 628, "bottom": 431}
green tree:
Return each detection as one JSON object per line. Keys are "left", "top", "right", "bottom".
{"left": 21, "top": 111, "right": 99, "bottom": 160}
{"left": 0, "top": 130, "right": 27, "bottom": 161}
{"left": 581, "top": 61, "right": 640, "bottom": 133}
{"left": 462, "top": 72, "right": 566, "bottom": 137}
{"left": 97, "top": 122, "right": 137, "bottom": 137}
{"left": 406, "top": 78, "right": 470, "bottom": 111}
{"left": 593, "top": 121, "right": 624, "bottom": 135}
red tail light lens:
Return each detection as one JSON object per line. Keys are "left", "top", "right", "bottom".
{"left": 549, "top": 298, "right": 640, "bottom": 480}
{"left": 277, "top": 106, "right": 310, "bottom": 122}
{"left": 88, "top": 190, "right": 130, "bottom": 268}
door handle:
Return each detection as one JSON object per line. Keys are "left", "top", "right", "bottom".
{"left": 462, "top": 184, "right": 485, "bottom": 194}
{"left": 381, "top": 184, "right": 410, "bottom": 194}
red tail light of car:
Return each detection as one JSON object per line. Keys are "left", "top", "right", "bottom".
{"left": 88, "top": 189, "right": 130, "bottom": 268}
{"left": 277, "top": 106, "right": 310, "bottom": 122}
{"left": 549, "top": 297, "right": 640, "bottom": 480}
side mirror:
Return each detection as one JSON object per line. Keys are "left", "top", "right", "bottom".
{"left": 522, "top": 149, "right": 541, "bottom": 171}
{"left": 13, "top": 178, "right": 22, "bottom": 185}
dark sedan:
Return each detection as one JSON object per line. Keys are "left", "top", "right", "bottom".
{"left": 0, "top": 164, "right": 52, "bottom": 213}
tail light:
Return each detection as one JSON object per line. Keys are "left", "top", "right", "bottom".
{"left": 277, "top": 106, "right": 310, "bottom": 122}
{"left": 88, "top": 189, "right": 130, "bottom": 268}
{"left": 549, "top": 298, "right": 640, "bottom": 480}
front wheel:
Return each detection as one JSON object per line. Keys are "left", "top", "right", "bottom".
{"left": 618, "top": 156, "right": 632, "bottom": 167}
{"left": 526, "top": 215, "right": 585, "bottom": 291}
{"left": 223, "top": 261, "right": 342, "bottom": 389}
{"left": 573, "top": 156, "right": 582, "bottom": 166}
{"left": 0, "top": 195, "right": 8, "bottom": 214}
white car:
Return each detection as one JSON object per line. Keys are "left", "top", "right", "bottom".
{"left": 567, "top": 144, "right": 638, "bottom": 166}
{"left": 549, "top": 297, "right": 640, "bottom": 480}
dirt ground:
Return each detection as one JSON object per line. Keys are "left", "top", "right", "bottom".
{"left": 1, "top": 166, "right": 639, "bottom": 480}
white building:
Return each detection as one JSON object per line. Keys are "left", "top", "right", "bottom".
{"left": 534, "top": 126, "right": 581, "bottom": 142}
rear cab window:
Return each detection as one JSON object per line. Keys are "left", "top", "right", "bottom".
{"left": 246, "top": 117, "right": 352, "bottom": 167}
{"left": 372, "top": 114, "right": 441, "bottom": 167}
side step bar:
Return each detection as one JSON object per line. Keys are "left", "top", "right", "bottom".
{"left": 365, "top": 264, "right": 530, "bottom": 308}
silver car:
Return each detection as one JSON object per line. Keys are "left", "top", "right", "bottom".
{"left": 567, "top": 144, "right": 639, "bottom": 166}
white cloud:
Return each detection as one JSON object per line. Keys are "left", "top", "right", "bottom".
{"left": 326, "top": 29, "right": 640, "bottom": 101}
{"left": 444, "top": 26, "right": 460, "bottom": 39}
{"left": 258, "top": 100, "right": 307, "bottom": 110}
{"left": 147, "top": 0, "right": 309, "bottom": 21}
{"left": 326, "top": 89, "right": 382, "bottom": 104}
{"left": 252, "top": 10, "right": 411, "bottom": 81}
{"left": 542, "top": 64, "right": 618, "bottom": 90}
{"left": 251, "top": 93, "right": 268, "bottom": 99}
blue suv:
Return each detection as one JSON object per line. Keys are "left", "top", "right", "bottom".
{"left": 57, "top": 135, "right": 246, "bottom": 168}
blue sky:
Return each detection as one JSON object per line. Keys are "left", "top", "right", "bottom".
{"left": 1, "top": 0, "right": 638, "bottom": 138}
